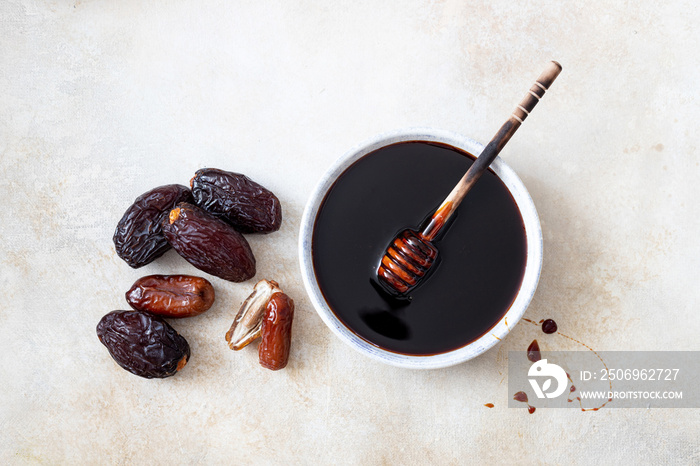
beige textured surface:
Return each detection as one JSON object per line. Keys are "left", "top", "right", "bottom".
{"left": 1, "top": 0, "right": 699, "bottom": 464}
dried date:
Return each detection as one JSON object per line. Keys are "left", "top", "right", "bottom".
{"left": 113, "top": 184, "right": 193, "bottom": 268}
{"left": 126, "top": 274, "right": 215, "bottom": 318}
{"left": 191, "top": 168, "right": 282, "bottom": 234}
{"left": 96, "top": 310, "right": 190, "bottom": 378}
{"left": 162, "top": 203, "right": 256, "bottom": 282}
{"left": 259, "top": 292, "right": 294, "bottom": 371}
{"left": 225, "top": 279, "right": 281, "bottom": 350}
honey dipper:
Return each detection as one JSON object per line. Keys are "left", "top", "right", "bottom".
{"left": 376, "top": 61, "right": 562, "bottom": 297}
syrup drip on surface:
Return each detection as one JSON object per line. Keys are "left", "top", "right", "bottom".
{"left": 512, "top": 391, "right": 536, "bottom": 414}
{"left": 542, "top": 318, "right": 558, "bottom": 334}
{"left": 521, "top": 317, "right": 613, "bottom": 411}
{"left": 526, "top": 339, "right": 541, "bottom": 362}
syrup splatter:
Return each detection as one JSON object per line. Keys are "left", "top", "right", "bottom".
{"left": 512, "top": 391, "right": 536, "bottom": 414}
{"left": 542, "top": 319, "right": 558, "bottom": 334}
{"left": 521, "top": 317, "right": 613, "bottom": 411}
{"left": 527, "top": 339, "right": 541, "bottom": 362}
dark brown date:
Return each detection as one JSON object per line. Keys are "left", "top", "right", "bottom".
{"left": 190, "top": 168, "right": 282, "bottom": 234}
{"left": 162, "top": 203, "right": 256, "bottom": 282}
{"left": 126, "top": 274, "right": 215, "bottom": 318}
{"left": 259, "top": 292, "right": 294, "bottom": 371}
{"left": 113, "top": 184, "right": 193, "bottom": 268}
{"left": 96, "top": 310, "right": 190, "bottom": 378}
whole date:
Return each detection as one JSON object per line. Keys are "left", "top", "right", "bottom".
{"left": 163, "top": 203, "right": 256, "bottom": 282}
{"left": 113, "top": 184, "right": 193, "bottom": 268}
{"left": 96, "top": 310, "right": 191, "bottom": 378}
{"left": 126, "top": 274, "right": 215, "bottom": 318}
{"left": 191, "top": 168, "right": 282, "bottom": 234}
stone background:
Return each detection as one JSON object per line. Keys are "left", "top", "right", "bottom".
{"left": 1, "top": 1, "right": 698, "bottom": 464}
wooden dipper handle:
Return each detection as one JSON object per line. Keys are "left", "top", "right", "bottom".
{"left": 420, "top": 61, "right": 562, "bottom": 242}
{"left": 512, "top": 60, "right": 562, "bottom": 124}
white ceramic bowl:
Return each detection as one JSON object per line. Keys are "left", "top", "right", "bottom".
{"left": 299, "top": 128, "right": 542, "bottom": 369}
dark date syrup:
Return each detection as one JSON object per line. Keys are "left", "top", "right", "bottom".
{"left": 312, "top": 142, "right": 527, "bottom": 355}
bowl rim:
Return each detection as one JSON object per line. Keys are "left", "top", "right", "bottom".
{"left": 298, "top": 127, "right": 543, "bottom": 369}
